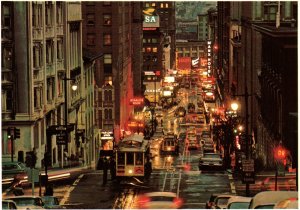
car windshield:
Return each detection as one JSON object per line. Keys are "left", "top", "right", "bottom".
{"left": 203, "top": 154, "right": 220, "bottom": 159}
{"left": 228, "top": 202, "right": 250, "bottom": 209}
{"left": 217, "top": 197, "right": 229, "bottom": 205}
{"left": 150, "top": 196, "right": 175, "bottom": 202}
{"left": 11, "top": 198, "right": 42, "bottom": 206}
{"left": 42, "top": 197, "right": 59, "bottom": 205}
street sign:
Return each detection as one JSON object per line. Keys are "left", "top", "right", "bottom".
{"left": 242, "top": 159, "right": 254, "bottom": 172}
{"left": 242, "top": 159, "right": 255, "bottom": 184}
{"left": 56, "top": 132, "right": 67, "bottom": 145}
{"left": 27, "top": 168, "right": 40, "bottom": 183}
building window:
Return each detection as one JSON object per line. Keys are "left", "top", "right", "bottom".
{"left": 103, "top": 14, "right": 112, "bottom": 25}
{"left": 57, "top": 38, "right": 64, "bottom": 60}
{"left": 46, "top": 40, "right": 53, "bottom": 64}
{"left": 152, "top": 47, "right": 158, "bottom": 52}
{"left": 104, "top": 54, "right": 112, "bottom": 64}
{"left": 33, "top": 43, "right": 42, "bottom": 68}
{"left": 151, "top": 3, "right": 156, "bottom": 7}
{"left": 104, "top": 33, "right": 112, "bottom": 45}
{"left": 87, "top": 33, "right": 95, "bottom": 46}
{"left": 45, "top": 2, "right": 53, "bottom": 26}
{"left": 103, "top": 2, "right": 111, "bottom": 6}
{"left": 32, "top": 3, "right": 42, "bottom": 27}
{"left": 34, "top": 86, "right": 43, "bottom": 110}
{"left": 56, "top": 2, "right": 63, "bottom": 25}
{"left": 160, "top": 3, "right": 164, "bottom": 8}
{"left": 151, "top": 38, "right": 158, "bottom": 43}
{"left": 264, "top": 5, "right": 280, "bottom": 21}
{"left": 87, "top": 13, "right": 95, "bottom": 26}
{"left": 2, "top": 89, "right": 13, "bottom": 112}
{"left": 165, "top": 3, "right": 169, "bottom": 8}
{"left": 104, "top": 76, "right": 112, "bottom": 85}
{"left": 2, "top": 4, "right": 11, "bottom": 28}
{"left": 2, "top": 46, "right": 12, "bottom": 70}
{"left": 145, "top": 3, "right": 150, "bottom": 7}
{"left": 146, "top": 47, "right": 151, "bottom": 53}
{"left": 86, "top": 2, "right": 95, "bottom": 6}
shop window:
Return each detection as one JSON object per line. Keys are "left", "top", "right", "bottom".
{"left": 104, "top": 33, "right": 112, "bottom": 45}
{"left": 103, "top": 14, "right": 112, "bottom": 25}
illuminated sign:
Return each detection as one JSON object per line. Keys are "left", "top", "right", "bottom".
{"left": 191, "top": 57, "right": 199, "bottom": 69}
{"left": 164, "top": 76, "right": 175, "bottom": 83}
{"left": 207, "top": 40, "right": 212, "bottom": 77}
{"left": 127, "top": 121, "right": 144, "bottom": 128}
{"left": 129, "top": 98, "right": 144, "bottom": 106}
{"left": 143, "top": 7, "right": 160, "bottom": 28}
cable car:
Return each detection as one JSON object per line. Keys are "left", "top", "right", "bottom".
{"left": 114, "top": 134, "right": 152, "bottom": 180}
{"left": 161, "top": 134, "right": 179, "bottom": 155}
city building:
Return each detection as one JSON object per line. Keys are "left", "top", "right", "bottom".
{"left": 82, "top": 2, "right": 143, "bottom": 142}
{"left": 1, "top": 2, "right": 90, "bottom": 167}
{"left": 198, "top": 14, "right": 208, "bottom": 41}
{"left": 217, "top": 1, "right": 298, "bottom": 169}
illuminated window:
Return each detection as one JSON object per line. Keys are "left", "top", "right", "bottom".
{"left": 160, "top": 3, "right": 164, "bottom": 8}
{"left": 146, "top": 47, "right": 151, "bottom": 53}
{"left": 151, "top": 3, "right": 156, "bottom": 7}
{"left": 142, "top": 48, "right": 145, "bottom": 52}
{"left": 153, "top": 47, "right": 158, "bottom": 52}
{"left": 151, "top": 38, "right": 158, "bottom": 43}
{"left": 104, "top": 33, "right": 111, "bottom": 45}
{"left": 103, "top": 14, "right": 112, "bottom": 25}
{"left": 104, "top": 54, "right": 112, "bottom": 64}
{"left": 166, "top": 3, "right": 169, "bottom": 8}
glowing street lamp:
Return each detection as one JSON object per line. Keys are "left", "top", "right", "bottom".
{"left": 230, "top": 102, "right": 239, "bottom": 111}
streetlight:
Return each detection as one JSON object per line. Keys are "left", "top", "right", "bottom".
{"left": 230, "top": 101, "right": 239, "bottom": 111}
{"left": 63, "top": 77, "right": 77, "bottom": 167}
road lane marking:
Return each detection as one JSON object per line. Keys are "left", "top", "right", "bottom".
{"left": 228, "top": 174, "right": 236, "bottom": 194}
{"left": 60, "top": 174, "right": 84, "bottom": 205}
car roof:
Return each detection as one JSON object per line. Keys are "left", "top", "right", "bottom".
{"left": 145, "top": 192, "right": 177, "bottom": 198}
{"left": 249, "top": 191, "right": 298, "bottom": 209}
{"left": 227, "top": 196, "right": 252, "bottom": 204}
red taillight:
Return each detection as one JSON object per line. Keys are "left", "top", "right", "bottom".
{"left": 137, "top": 195, "right": 150, "bottom": 208}
{"left": 173, "top": 197, "right": 183, "bottom": 208}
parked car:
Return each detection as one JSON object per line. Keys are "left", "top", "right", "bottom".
{"left": 42, "top": 196, "right": 64, "bottom": 209}
{"left": 4, "top": 196, "right": 45, "bottom": 209}
{"left": 199, "top": 153, "right": 223, "bottom": 170}
{"left": 2, "top": 162, "right": 27, "bottom": 177}
{"left": 2, "top": 200, "right": 18, "bottom": 210}
{"left": 136, "top": 192, "right": 183, "bottom": 209}
{"left": 226, "top": 196, "right": 251, "bottom": 209}
{"left": 248, "top": 191, "right": 298, "bottom": 209}
{"left": 213, "top": 194, "right": 237, "bottom": 209}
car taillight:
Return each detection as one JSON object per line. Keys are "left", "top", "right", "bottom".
{"left": 173, "top": 197, "right": 183, "bottom": 208}
{"left": 137, "top": 195, "right": 150, "bottom": 208}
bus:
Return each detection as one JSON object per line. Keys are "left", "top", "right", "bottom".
{"left": 114, "top": 134, "right": 152, "bottom": 180}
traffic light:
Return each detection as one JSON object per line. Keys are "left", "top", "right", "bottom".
{"left": 25, "top": 151, "right": 37, "bottom": 168}
{"left": 15, "top": 128, "right": 20, "bottom": 139}
{"left": 274, "top": 146, "right": 287, "bottom": 160}
{"left": 7, "top": 127, "right": 14, "bottom": 140}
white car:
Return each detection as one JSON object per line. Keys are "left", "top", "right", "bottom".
{"left": 199, "top": 153, "right": 223, "bottom": 170}
{"left": 4, "top": 196, "right": 45, "bottom": 209}
{"left": 249, "top": 191, "right": 298, "bottom": 209}
{"left": 136, "top": 192, "right": 183, "bottom": 209}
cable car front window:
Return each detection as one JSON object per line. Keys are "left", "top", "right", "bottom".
{"left": 118, "top": 152, "right": 125, "bottom": 165}
{"left": 135, "top": 153, "right": 143, "bottom": 165}
{"left": 126, "top": 152, "right": 134, "bottom": 165}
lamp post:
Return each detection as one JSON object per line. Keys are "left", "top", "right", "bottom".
{"left": 63, "top": 76, "right": 77, "bottom": 168}
{"left": 232, "top": 85, "right": 251, "bottom": 196}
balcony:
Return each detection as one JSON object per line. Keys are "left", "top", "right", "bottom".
{"left": 33, "top": 70, "right": 44, "bottom": 82}
{"left": 32, "top": 27, "right": 43, "bottom": 40}
{"left": 46, "top": 63, "right": 55, "bottom": 76}
{"left": 45, "top": 25, "right": 54, "bottom": 38}
{"left": 57, "top": 59, "right": 65, "bottom": 71}
{"left": 56, "top": 25, "right": 64, "bottom": 36}
{"left": 102, "top": 101, "right": 114, "bottom": 107}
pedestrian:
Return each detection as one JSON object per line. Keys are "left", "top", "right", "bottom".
{"left": 102, "top": 158, "right": 108, "bottom": 186}
{"left": 110, "top": 157, "right": 116, "bottom": 180}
